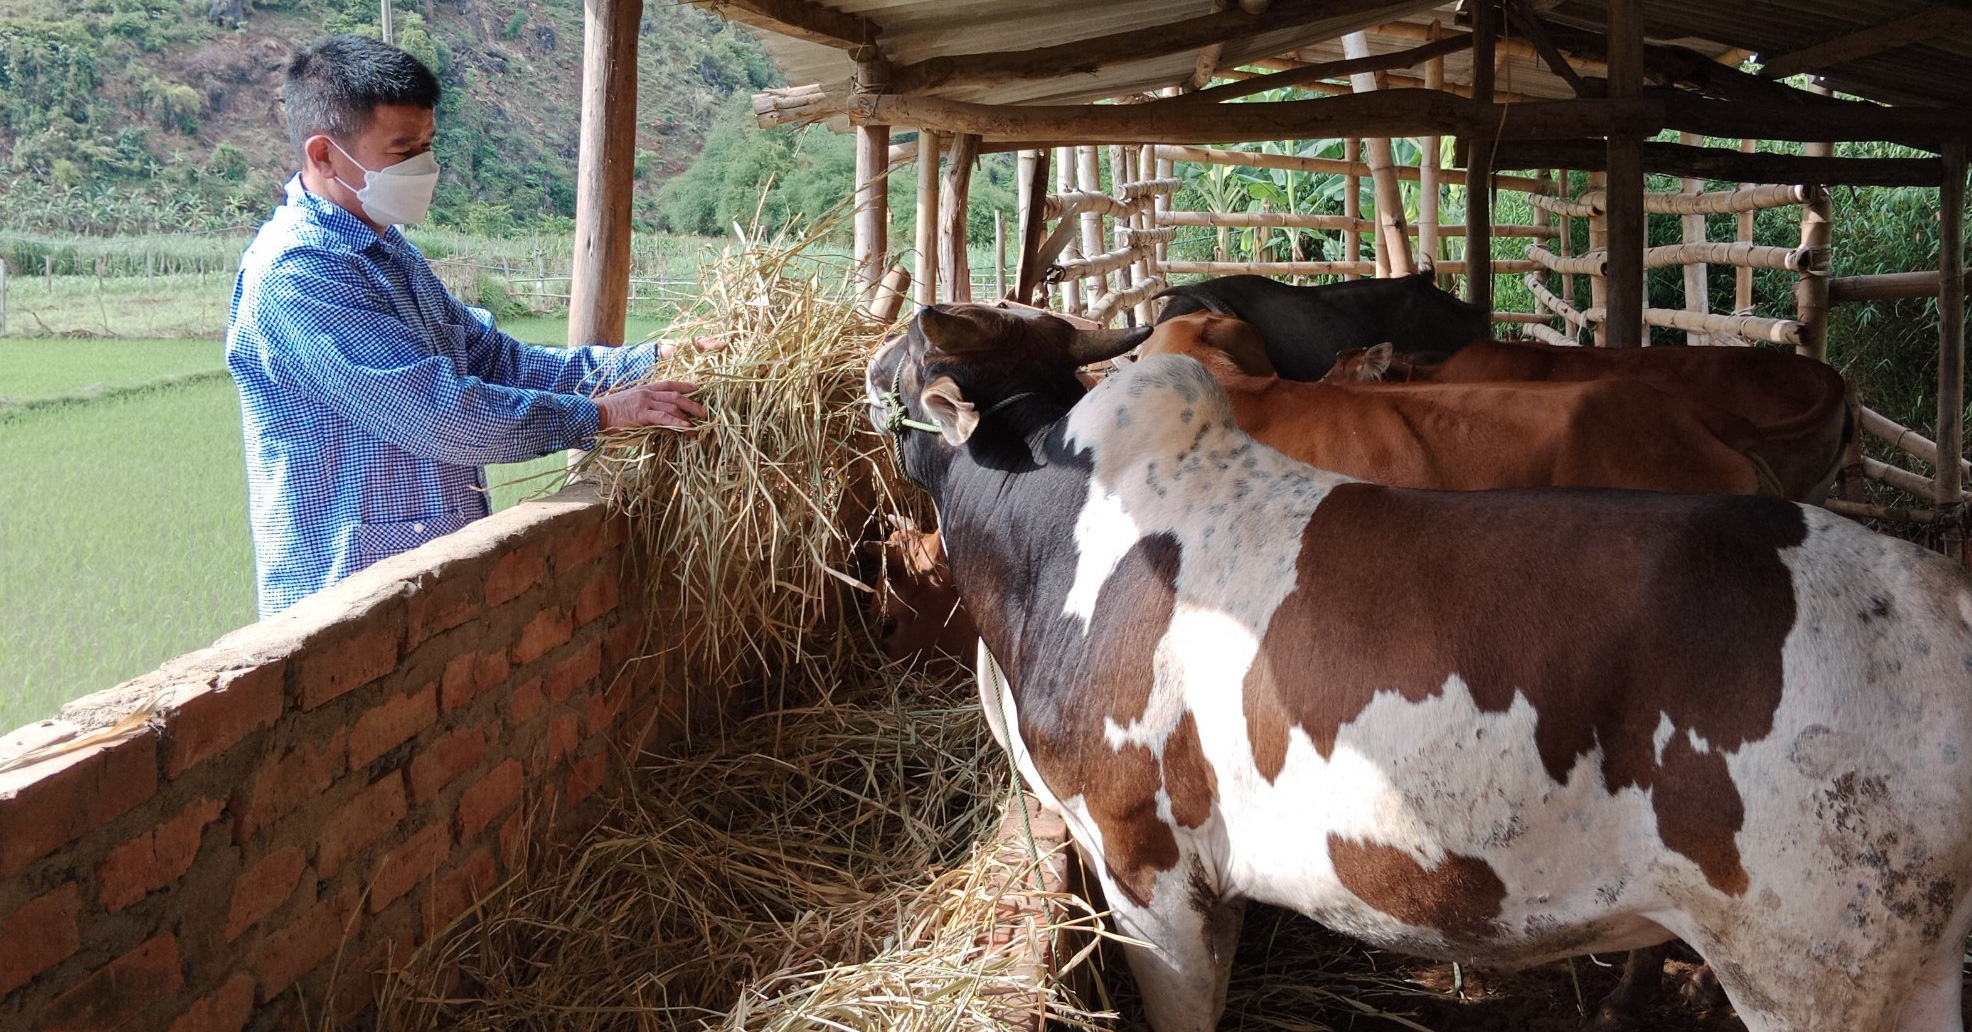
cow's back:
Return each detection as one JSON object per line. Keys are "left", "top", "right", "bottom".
{"left": 1155, "top": 274, "right": 1486, "bottom": 380}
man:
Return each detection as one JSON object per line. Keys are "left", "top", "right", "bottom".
{"left": 228, "top": 35, "right": 702, "bottom": 618}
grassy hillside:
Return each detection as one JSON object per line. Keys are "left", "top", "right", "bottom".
{"left": 0, "top": 0, "right": 776, "bottom": 235}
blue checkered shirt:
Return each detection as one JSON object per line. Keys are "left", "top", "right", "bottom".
{"left": 228, "top": 176, "right": 654, "bottom": 617}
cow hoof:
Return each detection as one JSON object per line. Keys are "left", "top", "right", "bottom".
{"left": 1581, "top": 1004, "right": 1643, "bottom": 1032}
{"left": 1677, "top": 964, "right": 1726, "bottom": 1011}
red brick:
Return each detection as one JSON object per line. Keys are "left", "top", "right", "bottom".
{"left": 406, "top": 576, "right": 482, "bottom": 650}
{"left": 573, "top": 569, "right": 621, "bottom": 627}
{"left": 167, "top": 972, "right": 255, "bottom": 1032}
{"left": 602, "top": 513, "right": 631, "bottom": 549}
{"left": 43, "top": 932, "right": 183, "bottom": 1032}
{"left": 601, "top": 618, "right": 646, "bottom": 671}
{"left": 318, "top": 774, "right": 408, "bottom": 877}
{"left": 410, "top": 727, "right": 487, "bottom": 804}
{"left": 252, "top": 885, "right": 357, "bottom": 1002}
{"left": 441, "top": 650, "right": 511, "bottom": 713}
{"left": 0, "top": 733, "right": 158, "bottom": 876}
{"left": 348, "top": 683, "right": 438, "bottom": 769}
{"left": 498, "top": 811, "right": 526, "bottom": 867}
{"left": 166, "top": 664, "right": 285, "bottom": 777}
{"left": 586, "top": 682, "right": 631, "bottom": 737}
{"left": 510, "top": 678, "right": 545, "bottom": 725}
{"left": 97, "top": 796, "right": 223, "bottom": 913}
{"left": 567, "top": 751, "right": 608, "bottom": 807}
{"left": 227, "top": 846, "right": 306, "bottom": 941}
{"left": 232, "top": 729, "right": 345, "bottom": 843}
{"left": 458, "top": 759, "right": 524, "bottom": 839}
{"left": 370, "top": 824, "right": 449, "bottom": 913}
{"left": 0, "top": 882, "right": 80, "bottom": 995}
{"left": 546, "top": 639, "right": 602, "bottom": 703}
{"left": 551, "top": 518, "right": 607, "bottom": 572}
{"left": 299, "top": 625, "right": 401, "bottom": 710}
{"left": 512, "top": 607, "right": 574, "bottom": 667}
{"left": 423, "top": 848, "right": 496, "bottom": 938}
{"left": 483, "top": 545, "right": 546, "bottom": 607}
{"left": 545, "top": 713, "right": 581, "bottom": 769}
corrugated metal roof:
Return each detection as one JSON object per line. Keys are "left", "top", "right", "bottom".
{"left": 727, "top": 0, "right": 1972, "bottom": 112}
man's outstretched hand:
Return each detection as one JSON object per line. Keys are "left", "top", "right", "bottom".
{"left": 596, "top": 380, "right": 706, "bottom": 431}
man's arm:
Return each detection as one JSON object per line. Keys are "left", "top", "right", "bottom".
{"left": 250, "top": 256, "right": 606, "bottom": 465}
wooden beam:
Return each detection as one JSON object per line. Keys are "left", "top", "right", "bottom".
{"left": 694, "top": 0, "right": 876, "bottom": 50}
{"left": 853, "top": 123, "right": 889, "bottom": 295}
{"left": 1795, "top": 86, "right": 1834, "bottom": 361}
{"left": 882, "top": 0, "right": 1406, "bottom": 95}
{"left": 1465, "top": 0, "right": 1497, "bottom": 316}
{"left": 1181, "top": 32, "right": 1475, "bottom": 105}
{"left": 1758, "top": 7, "right": 1972, "bottom": 80}
{"left": 1602, "top": 0, "right": 1644, "bottom": 348}
{"left": 568, "top": 0, "right": 641, "bottom": 347}
{"left": 1503, "top": 0, "right": 1591, "bottom": 97}
{"left": 1829, "top": 269, "right": 1972, "bottom": 302}
{"left": 1013, "top": 149, "right": 1051, "bottom": 303}
{"left": 1679, "top": 133, "right": 1708, "bottom": 343}
{"left": 1153, "top": 143, "right": 1553, "bottom": 194}
{"left": 1492, "top": 138, "right": 1943, "bottom": 186}
{"left": 939, "top": 133, "right": 979, "bottom": 302}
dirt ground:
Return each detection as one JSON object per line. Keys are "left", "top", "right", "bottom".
{"left": 1096, "top": 902, "right": 1970, "bottom": 1031}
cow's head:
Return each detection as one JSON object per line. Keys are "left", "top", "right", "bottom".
{"left": 1322, "top": 343, "right": 1446, "bottom": 383}
{"left": 1139, "top": 311, "right": 1277, "bottom": 380}
{"left": 866, "top": 304, "right": 1149, "bottom": 487}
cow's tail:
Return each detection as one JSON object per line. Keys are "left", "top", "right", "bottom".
{"left": 1152, "top": 283, "right": 1236, "bottom": 318}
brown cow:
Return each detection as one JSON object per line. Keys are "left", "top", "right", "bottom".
{"left": 1326, "top": 339, "right": 1853, "bottom": 502}
{"left": 866, "top": 518, "right": 977, "bottom": 668}
{"left": 1142, "top": 312, "right": 1780, "bottom": 497}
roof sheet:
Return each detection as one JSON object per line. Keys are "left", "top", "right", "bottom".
{"left": 729, "top": 0, "right": 1972, "bottom": 113}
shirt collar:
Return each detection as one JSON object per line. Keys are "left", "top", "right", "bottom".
{"left": 283, "top": 174, "right": 400, "bottom": 253}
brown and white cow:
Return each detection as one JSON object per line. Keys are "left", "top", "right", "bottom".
{"left": 866, "top": 518, "right": 977, "bottom": 668}
{"left": 1325, "top": 338, "right": 1855, "bottom": 502}
{"left": 1142, "top": 311, "right": 1784, "bottom": 497}
{"left": 869, "top": 302, "right": 1972, "bottom": 1032}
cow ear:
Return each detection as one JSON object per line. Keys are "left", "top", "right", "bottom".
{"left": 919, "top": 376, "right": 980, "bottom": 445}
{"left": 1363, "top": 342, "right": 1394, "bottom": 379}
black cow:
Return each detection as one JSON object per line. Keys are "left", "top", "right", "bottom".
{"left": 1153, "top": 273, "right": 1488, "bottom": 380}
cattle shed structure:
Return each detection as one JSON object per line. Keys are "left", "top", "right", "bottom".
{"left": 664, "top": 0, "right": 1970, "bottom": 539}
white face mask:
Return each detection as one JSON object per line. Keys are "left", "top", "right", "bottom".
{"left": 329, "top": 138, "right": 439, "bottom": 227}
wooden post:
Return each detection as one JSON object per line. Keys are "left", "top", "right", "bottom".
{"left": 1678, "top": 131, "right": 1709, "bottom": 344}
{"left": 1938, "top": 140, "right": 1966, "bottom": 561}
{"left": 1465, "top": 0, "right": 1496, "bottom": 317}
{"left": 1345, "top": 138, "right": 1363, "bottom": 271}
{"left": 1795, "top": 85, "right": 1834, "bottom": 361}
{"left": 854, "top": 123, "right": 890, "bottom": 296}
{"left": 994, "top": 211, "right": 1007, "bottom": 299}
{"left": 1056, "top": 146, "right": 1082, "bottom": 314}
{"left": 1602, "top": 0, "right": 1645, "bottom": 348}
{"left": 1344, "top": 32, "right": 1413, "bottom": 277}
{"left": 1421, "top": 21, "right": 1444, "bottom": 282}
{"left": 380, "top": 0, "right": 393, "bottom": 43}
{"left": 1530, "top": 169, "right": 1551, "bottom": 325}
{"left": 567, "top": 0, "right": 641, "bottom": 347}
{"left": 1135, "top": 145, "right": 1160, "bottom": 325}
{"left": 914, "top": 132, "right": 941, "bottom": 308}
{"left": 1109, "top": 144, "right": 1137, "bottom": 314}
{"left": 1558, "top": 169, "right": 1577, "bottom": 312}
{"left": 1736, "top": 139, "right": 1757, "bottom": 313}
{"left": 940, "top": 132, "right": 979, "bottom": 302}
{"left": 1076, "top": 146, "right": 1107, "bottom": 308}
{"left": 1014, "top": 149, "right": 1052, "bottom": 303}
{"left": 1588, "top": 170, "right": 1609, "bottom": 341}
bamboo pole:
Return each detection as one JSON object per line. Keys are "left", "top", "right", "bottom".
{"left": 869, "top": 265, "right": 912, "bottom": 324}
{"left": 1829, "top": 270, "right": 1972, "bottom": 302}
{"left": 1055, "top": 146, "right": 1081, "bottom": 314}
{"left": 1796, "top": 121, "right": 1834, "bottom": 359}
{"left": 1076, "top": 146, "right": 1107, "bottom": 309}
{"left": 1826, "top": 499, "right": 1943, "bottom": 524}
{"left": 1558, "top": 170, "right": 1577, "bottom": 311}
{"left": 994, "top": 211, "right": 1007, "bottom": 299}
{"left": 1586, "top": 170, "right": 1608, "bottom": 343}
{"left": 1530, "top": 168, "right": 1552, "bottom": 321}
{"left": 1524, "top": 322, "right": 1577, "bottom": 346}
{"left": 1678, "top": 132, "right": 1708, "bottom": 344}
{"left": 1014, "top": 149, "right": 1051, "bottom": 304}
{"left": 568, "top": 0, "right": 641, "bottom": 348}
{"left": 1862, "top": 405, "right": 1972, "bottom": 479}
{"left": 854, "top": 123, "right": 890, "bottom": 296}
{"left": 1863, "top": 457, "right": 1950, "bottom": 501}
{"left": 1164, "top": 259, "right": 1539, "bottom": 276}
{"left": 1150, "top": 145, "right": 1551, "bottom": 194}
{"left": 940, "top": 132, "right": 979, "bottom": 302}
{"left": 1420, "top": 23, "right": 1444, "bottom": 281}
{"left": 1937, "top": 140, "right": 1966, "bottom": 562}
{"left": 1345, "top": 138, "right": 1362, "bottom": 269}
{"left": 1525, "top": 245, "right": 1607, "bottom": 277}
{"left": 914, "top": 132, "right": 941, "bottom": 308}
{"left": 1134, "top": 145, "right": 1159, "bottom": 325}
{"left": 1108, "top": 144, "right": 1138, "bottom": 316}
{"left": 1525, "top": 274, "right": 1592, "bottom": 330}
{"left": 1154, "top": 133, "right": 1175, "bottom": 272}
{"left": 1344, "top": 32, "right": 1413, "bottom": 277}
{"left": 1736, "top": 138, "right": 1756, "bottom": 312}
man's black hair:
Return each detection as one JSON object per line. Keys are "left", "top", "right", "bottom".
{"left": 284, "top": 35, "right": 441, "bottom": 156}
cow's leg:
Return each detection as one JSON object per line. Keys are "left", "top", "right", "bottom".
{"left": 1095, "top": 861, "right": 1243, "bottom": 1032}
{"left": 1582, "top": 944, "right": 1669, "bottom": 1032}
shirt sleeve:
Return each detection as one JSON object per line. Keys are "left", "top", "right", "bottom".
{"left": 443, "top": 292, "right": 657, "bottom": 396}
{"left": 249, "top": 253, "right": 604, "bottom": 465}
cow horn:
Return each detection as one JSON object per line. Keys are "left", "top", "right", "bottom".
{"left": 917, "top": 305, "right": 1005, "bottom": 354}
{"left": 1067, "top": 325, "right": 1152, "bottom": 365}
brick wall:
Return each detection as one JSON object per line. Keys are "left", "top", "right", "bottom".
{"left": 0, "top": 483, "right": 689, "bottom": 1031}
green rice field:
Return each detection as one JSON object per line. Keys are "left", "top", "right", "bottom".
{"left": 0, "top": 315, "right": 669, "bottom": 731}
